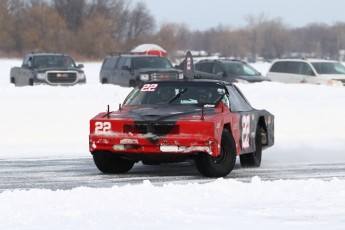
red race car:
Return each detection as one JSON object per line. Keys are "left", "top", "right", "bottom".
{"left": 89, "top": 53, "right": 274, "bottom": 177}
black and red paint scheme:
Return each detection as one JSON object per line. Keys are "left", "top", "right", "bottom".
{"left": 89, "top": 52, "right": 274, "bottom": 177}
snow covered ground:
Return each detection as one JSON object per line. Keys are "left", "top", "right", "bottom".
{"left": 1, "top": 59, "right": 345, "bottom": 229}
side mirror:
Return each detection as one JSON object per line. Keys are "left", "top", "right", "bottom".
{"left": 77, "top": 64, "right": 84, "bottom": 69}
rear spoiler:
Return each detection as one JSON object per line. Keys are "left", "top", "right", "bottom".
{"left": 181, "top": 51, "right": 222, "bottom": 81}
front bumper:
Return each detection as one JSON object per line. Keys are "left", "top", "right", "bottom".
{"left": 89, "top": 133, "right": 219, "bottom": 156}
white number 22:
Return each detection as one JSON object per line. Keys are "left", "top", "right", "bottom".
{"left": 95, "top": 122, "right": 111, "bottom": 133}
{"left": 241, "top": 115, "right": 250, "bottom": 149}
{"left": 141, "top": 84, "right": 158, "bottom": 91}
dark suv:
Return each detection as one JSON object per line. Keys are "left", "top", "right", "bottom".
{"left": 100, "top": 54, "right": 184, "bottom": 87}
{"left": 194, "top": 59, "right": 269, "bottom": 83}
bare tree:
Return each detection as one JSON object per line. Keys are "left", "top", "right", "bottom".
{"left": 328, "top": 23, "right": 345, "bottom": 59}
{"left": 125, "top": 1, "right": 155, "bottom": 48}
{"left": 52, "top": 0, "right": 86, "bottom": 32}
{"left": 260, "top": 19, "right": 289, "bottom": 59}
{"left": 108, "top": 0, "right": 131, "bottom": 43}
{"left": 290, "top": 23, "right": 329, "bottom": 58}
{"left": 2, "top": 0, "right": 27, "bottom": 53}
{"left": 226, "top": 29, "right": 249, "bottom": 59}
{"left": 207, "top": 25, "right": 233, "bottom": 56}
{"left": 154, "top": 22, "right": 191, "bottom": 56}
{"left": 244, "top": 13, "right": 269, "bottom": 62}
{"left": 6, "top": 0, "right": 24, "bottom": 15}
{"left": 76, "top": 14, "right": 116, "bottom": 58}
{"left": 17, "top": 5, "right": 69, "bottom": 52}
{"left": 0, "top": 0, "right": 13, "bottom": 52}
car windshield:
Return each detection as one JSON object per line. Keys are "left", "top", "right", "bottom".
{"left": 311, "top": 62, "right": 345, "bottom": 74}
{"left": 33, "top": 56, "right": 75, "bottom": 68}
{"left": 131, "top": 57, "right": 174, "bottom": 69}
{"left": 224, "top": 62, "right": 260, "bottom": 76}
{"left": 123, "top": 82, "right": 227, "bottom": 106}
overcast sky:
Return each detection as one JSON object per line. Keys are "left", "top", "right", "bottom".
{"left": 136, "top": 0, "right": 345, "bottom": 30}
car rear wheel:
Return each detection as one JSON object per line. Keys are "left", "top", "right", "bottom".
{"left": 240, "top": 124, "right": 262, "bottom": 167}
{"left": 93, "top": 151, "right": 135, "bottom": 174}
{"left": 194, "top": 130, "right": 236, "bottom": 177}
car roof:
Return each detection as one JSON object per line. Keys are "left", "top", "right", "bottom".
{"left": 196, "top": 59, "right": 245, "bottom": 64}
{"left": 272, "top": 58, "right": 339, "bottom": 63}
{"left": 106, "top": 54, "right": 165, "bottom": 58}
{"left": 28, "top": 53, "right": 70, "bottom": 57}
{"left": 144, "top": 78, "right": 231, "bottom": 86}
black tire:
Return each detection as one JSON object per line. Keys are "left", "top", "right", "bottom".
{"left": 240, "top": 124, "right": 262, "bottom": 167}
{"left": 194, "top": 130, "right": 236, "bottom": 177}
{"left": 142, "top": 160, "right": 161, "bottom": 165}
{"left": 101, "top": 78, "right": 108, "bottom": 84}
{"left": 93, "top": 151, "right": 134, "bottom": 174}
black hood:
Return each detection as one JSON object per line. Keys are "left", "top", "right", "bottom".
{"left": 124, "top": 105, "right": 214, "bottom": 122}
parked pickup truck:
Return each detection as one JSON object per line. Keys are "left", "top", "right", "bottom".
{"left": 10, "top": 53, "right": 86, "bottom": 86}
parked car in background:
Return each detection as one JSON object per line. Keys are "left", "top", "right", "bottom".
{"left": 10, "top": 53, "right": 86, "bottom": 86}
{"left": 267, "top": 58, "right": 345, "bottom": 86}
{"left": 194, "top": 59, "right": 270, "bottom": 83}
{"left": 100, "top": 54, "right": 184, "bottom": 87}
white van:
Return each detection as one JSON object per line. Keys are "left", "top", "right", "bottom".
{"left": 267, "top": 59, "right": 345, "bottom": 86}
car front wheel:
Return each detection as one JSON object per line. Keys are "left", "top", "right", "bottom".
{"left": 194, "top": 130, "right": 236, "bottom": 177}
{"left": 93, "top": 151, "right": 135, "bottom": 174}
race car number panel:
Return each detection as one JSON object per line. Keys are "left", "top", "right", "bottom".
{"left": 95, "top": 121, "right": 111, "bottom": 133}
{"left": 141, "top": 84, "right": 158, "bottom": 91}
{"left": 241, "top": 114, "right": 250, "bottom": 149}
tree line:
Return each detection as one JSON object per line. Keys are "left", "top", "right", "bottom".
{"left": 1, "top": 0, "right": 345, "bottom": 61}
